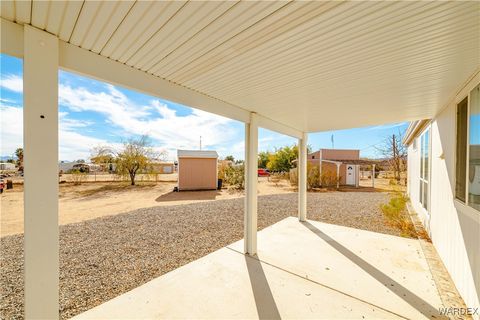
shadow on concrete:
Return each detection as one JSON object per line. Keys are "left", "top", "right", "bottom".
{"left": 155, "top": 190, "right": 221, "bottom": 202}
{"left": 301, "top": 221, "right": 446, "bottom": 319}
{"left": 245, "top": 255, "right": 281, "bottom": 320}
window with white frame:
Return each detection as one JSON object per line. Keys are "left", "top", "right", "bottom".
{"left": 419, "top": 127, "right": 430, "bottom": 210}
{"left": 455, "top": 83, "right": 480, "bottom": 212}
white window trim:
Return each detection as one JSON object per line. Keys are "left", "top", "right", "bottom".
{"left": 418, "top": 126, "right": 431, "bottom": 216}
{"left": 454, "top": 81, "right": 480, "bottom": 214}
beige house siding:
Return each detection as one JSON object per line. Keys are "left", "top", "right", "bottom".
{"left": 178, "top": 157, "right": 217, "bottom": 190}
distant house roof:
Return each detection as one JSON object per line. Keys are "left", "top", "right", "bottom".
{"left": 177, "top": 150, "right": 218, "bottom": 159}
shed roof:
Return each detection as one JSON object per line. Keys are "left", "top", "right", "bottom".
{"left": 177, "top": 150, "right": 218, "bottom": 159}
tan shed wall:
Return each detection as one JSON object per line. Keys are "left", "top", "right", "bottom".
{"left": 178, "top": 158, "right": 217, "bottom": 190}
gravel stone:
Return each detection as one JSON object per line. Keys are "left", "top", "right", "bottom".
{"left": 1, "top": 192, "right": 394, "bottom": 319}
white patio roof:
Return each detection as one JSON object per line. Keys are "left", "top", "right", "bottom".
{"left": 2, "top": 1, "right": 479, "bottom": 135}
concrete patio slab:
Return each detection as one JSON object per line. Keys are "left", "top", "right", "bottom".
{"left": 74, "top": 217, "right": 445, "bottom": 319}
{"left": 228, "top": 217, "right": 445, "bottom": 319}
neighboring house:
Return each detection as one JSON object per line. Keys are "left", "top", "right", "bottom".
{"left": 149, "top": 162, "right": 175, "bottom": 174}
{"left": 0, "top": 162, "right": 16, "bottom": 171}
{"left": 403, "top": 80, "right": 480, "bottom": 313}
{"left": 307, "top": 149, "right": 362, "bottom": 186}
{"left": 58, "top": 161, "right": 101, "bottom": 173}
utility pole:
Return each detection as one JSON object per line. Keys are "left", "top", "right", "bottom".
{"left": 199, "top": 136, "right": 202, "bottom": 150}
{"left": 392, "top": 134, "right": 398, "bottom": 182}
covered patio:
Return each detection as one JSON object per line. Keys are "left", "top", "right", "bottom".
{"left": 74, "top": 217, "right": 444, "bottom": 319}
{"left": 1, "top": 1, "right": 478, "bottom": 318}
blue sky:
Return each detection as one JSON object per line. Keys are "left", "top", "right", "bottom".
{"left": 1, "top": 53, "right": 409, "bottom": 162}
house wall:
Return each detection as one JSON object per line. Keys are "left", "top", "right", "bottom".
{"left": 178, "top": 157, "right": 217, "bottom": 190}
{"left": 307, "top": 149, "right": 359, "bottom": 161}
{"left": 322, "top": 149, "right": 360, "bottom": 161}
{"left": 407, "top": 78, "right": 480, "bottom": 315}
{"left": 306, "top": 160, "right": 350, "bottom": 186}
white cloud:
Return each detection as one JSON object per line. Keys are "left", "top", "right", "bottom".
{"left": 0, "top": 74, "right": 23, "bottom": 93}
{"left": 58, "top": 83, "right": 239, "bottom": 159}
{"left": 0, "top": 105, "right": 23, "bottom": 157}
{"left": 0, "top": 105, "right": 113, "bottom": 161}
{"left": 1, "top": 75, "right": 242, "bottom": 161}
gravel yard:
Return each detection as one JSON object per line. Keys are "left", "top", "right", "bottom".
{"left": 1, "top": 192, "right": 395, "bottom": 319}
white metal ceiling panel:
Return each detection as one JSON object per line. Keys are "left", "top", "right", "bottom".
{"left": 150, "top": 1, "right": 288, "bottom": 76}
{"left": 0, "top": 0, "right": 15, "bottom": 21}
{"left": 69, "top": 0, "right": 102, "bottom": 46}
{"left": 2, "top": 0, "right": 479, "bottom": 133}
{"left": 89, "top": 1, "right": 134, "bottom": 53}
{"left": 14, "top": 0, "right": 30, "bottom": 24}
{"left": 128, "top": 1, "right": 235, "bottom": 70}
{"left": 44, "top": 0, "right": 66, "bottom": 35}
{"left": 57, "top": 1, "right": 83, "bottom": 42}
{"left": 107, "top": 1, "right": 185, "bottom": 62}
{"left": 31, "top": 0, "right": 49, "bottom": 29}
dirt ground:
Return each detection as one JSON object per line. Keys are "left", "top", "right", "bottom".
{"left": 0, "top": 177, "right": 295, "bottom": 237}
{"left": 0, "top": 177, "right": 404, "bottom": 237}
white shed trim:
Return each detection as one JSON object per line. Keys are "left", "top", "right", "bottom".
{"left": 177, "top": 150, "right": 219, "bottom": 159}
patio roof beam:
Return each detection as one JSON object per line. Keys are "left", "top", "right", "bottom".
{"left": 0, "top": 18, "right": 303, "bottom": 140}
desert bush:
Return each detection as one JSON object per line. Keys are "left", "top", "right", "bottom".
{"left": 289, "top": 168, "right": 298, "bottom": 186}
{"left": 217, "top": 161, "right": 230, "bottom": 181}
{"left": 380, "top": 193, "right": 416, "bottom": 238}
{"left": 270, "top": 173, "right": 285, "bottom": 186}
{"left": 221, "top": 165, "right": 245, "bottom": 189}
{"left": 290, "top": 165, "right": 341, "bottom": 189}
{"left": 307, "top": 163, "right": 320, "bottom": 189}
{"left": 320, "top": 169, "right": 341, "bottom": 188}
{"left": 70, "top": 169, "right": 87, "bottom": 185}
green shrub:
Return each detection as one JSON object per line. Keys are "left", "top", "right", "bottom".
{"left": 70, "top": 169, "right": 87, "bottom": 185}
{"left": 219, "top": 164, "right": 245, "bottom": 189}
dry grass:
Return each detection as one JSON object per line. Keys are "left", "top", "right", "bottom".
{"left": 73, "top": 182, "right": 157, "bottom": 198}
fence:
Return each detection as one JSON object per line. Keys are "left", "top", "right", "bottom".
{"left": 59, "top": 173, "right": 177, "bottom": 183}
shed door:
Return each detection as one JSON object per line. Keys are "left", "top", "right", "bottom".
{"left": 346, "top": 165, "right": 355, "bottom": 185}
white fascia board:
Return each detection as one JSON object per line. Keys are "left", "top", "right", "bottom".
{"left": 402, "top": 119, "right": 430, "bottom": 146}
{"left": 1, "top": 19, "right": 305, "bottom": 138}
{"left": 257, "top": 115, "right": 303, "bottom": 139}
{"left": 1, "top": 18, "right": 24, "bottom": 58}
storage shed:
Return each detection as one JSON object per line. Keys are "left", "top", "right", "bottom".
{"left": 177, "top": 150, "right": 218, "bottom": 191}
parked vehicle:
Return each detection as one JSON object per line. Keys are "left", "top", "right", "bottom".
{"left": 258, "top": 169, "right": 270, "bottom": 177}
{"left": 0, "top": 179, "right": 4, "bottom": 194}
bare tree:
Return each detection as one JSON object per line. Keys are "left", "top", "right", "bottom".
{"left": 376, "top": 132, "right": 407, "bottom": 184}
{"left": 115, "top": 136, "right": 164, "bottom": 185}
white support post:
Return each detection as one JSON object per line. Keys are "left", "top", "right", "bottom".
{"left": 24, "top": 26, "right": 59, "bottom": 319}
{"left": 319, "top": 150, "right": 322, "bottom": 187}
{"left": 336, "top": 163, "right": 341, "bottom": 189}
{"left": 244, "top": 113, "right": 258, "bottom": 255}
{"left": 355, "top": 165, "right": 360, "bottom": 188}
{"left": 372, "top": 164, "right": 376, "bottom": 188}
{"left": 298, "top": 133, "right": 307, "bottom": 222}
